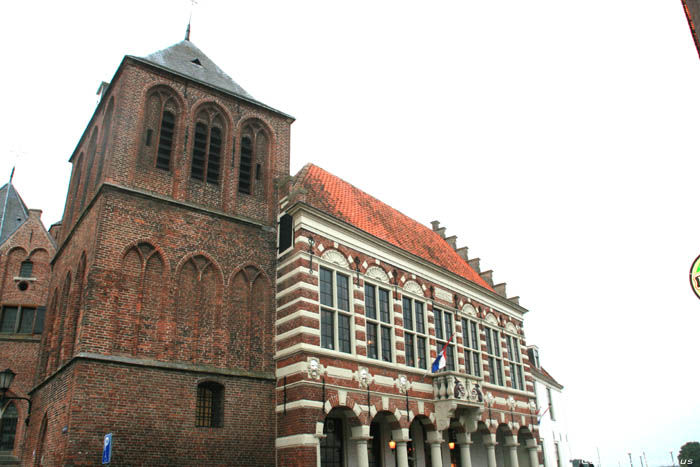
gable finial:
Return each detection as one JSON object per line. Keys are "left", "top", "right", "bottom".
{"left": 185, "top": 0, "right": 198, "bottom": 41}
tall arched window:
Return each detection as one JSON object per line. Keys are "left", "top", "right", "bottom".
{"left": 80, "top": 127, "right": 99, "bottom": 210}
{"left": 66, "top": 153, "right": 83, "bottom": 227}
{"left": 238, "top": 121, "right": 268, "bottom": 196}
{"left": 94, "top": 98, "right": 114, "bottom": 189}
{"left": 0, "top": 403, "right": 18, "bottom": 451}
{"left": 142, "top": 87, "right": 179, "bottom": 172}
{"left": 191, "top": 108, "right": 224, "bottom": 185}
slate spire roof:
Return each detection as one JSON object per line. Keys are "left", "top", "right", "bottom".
{"left": 0, "top": 182, "right": 29, "bottom": 246}
{"left": 291, "top": 164, "right": 492, "bottom": 291}
{"left": 139, "top": 40, "right": 254, "bottom": 100}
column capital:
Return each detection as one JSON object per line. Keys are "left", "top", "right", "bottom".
{"left": 483, "top": 433, "right": 498, "bottom": 447}
{"left": 504, "top": 435, "right": 519, "bottom": 448}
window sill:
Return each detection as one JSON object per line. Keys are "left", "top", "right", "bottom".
{"left": 0, "top": 334, "right": 42, "bottom": 342}
{"left": 13, "top": 277, "right": 36, "bottom": 281}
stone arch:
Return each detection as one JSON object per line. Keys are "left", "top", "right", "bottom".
{"left": 365, "top": 265, "right": 390, "bottom": 283}
{"left": 409, "top": 415, "right": 438, "bottom": 467}
{"left": 319, "top": 406, "right": 363, "bottom": 467}
{"left": 321, "top": 249, "right": 349, "bottom": 268}
{"left": 517, "top": 426, "right": 536, "bottom": 467}
{"left": 175, "top": 253, "right": 223, "bottom": 364}
{"left": 469, "top": 421, "right": 495, "bottom": 467}
{"left": 369, "top": 410, "right": 404, "bottom": 466}
{"left": 495, "top": 423, "right": 518, "bottom": 467}
{"left": 485, "top": 312, "right": 498, "bottom": 326}
{"left": 403, "top": 280, "right": 424, "bottom": 297}
{"left": 461, "top": 303, "right": 477, "bottom": 318}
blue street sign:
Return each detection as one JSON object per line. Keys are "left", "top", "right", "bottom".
{"left": 102, "top": 433, "right": 112, "bottom": 464}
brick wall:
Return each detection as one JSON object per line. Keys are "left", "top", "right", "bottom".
{"left": 0, "top": 209, "right": 55, "bottom": 460}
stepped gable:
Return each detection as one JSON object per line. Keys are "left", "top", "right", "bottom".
{"left": 292, "top": 163, "right": 492, "bottom": 291}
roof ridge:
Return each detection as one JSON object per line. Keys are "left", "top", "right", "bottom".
{"left": 294, "top": 164, "right": 492, "bottom": 291}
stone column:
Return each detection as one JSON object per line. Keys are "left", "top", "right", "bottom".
{"left": 484, "top": 433, "right": 498, "bottom": 467}
{"left": 506, "top": 435, "right": 520, "bottom": 467}
{"left": 456, "top": 432, "right": 472, "bottom": 467}
{"left": 396, "top": 441, "right": 410, "bottom": 467}
{"left": 426, "top": 431, "right": 444, "bottom": 467}
{"left": 526, "top": 438, "right": 539, "bottom": 467}
{"left": 352, "top": 437, "right": 370, "bottom": 467}
{"left": 428, "top": 442, "right": 444, "bottom": 467}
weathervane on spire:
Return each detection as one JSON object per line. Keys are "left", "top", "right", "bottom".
{"left": 185, "top": 0, "right": 198, "bottom": 41}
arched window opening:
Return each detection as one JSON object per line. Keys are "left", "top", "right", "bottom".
{"left": 19, "top": 260, "right": 33, "bottom": 277}
{"left": 66, "top": 154, "right": 83, "bottom": 227}
{"left": 239, "top": 136, "right": 253, "bottom": 193}
{"left": 80, "top": 127, "right": 99, "bottom": 210}
{"left": 320, "top": 415, "right": 344, "bottom": 467}
{"left": 0, "top": 403, "right": 18, "bottom": 451}
{"left": 143, "top": 88, "right": 179, "bottom": 172}
{"left": 196, "top": 382, "right": 223, "bottom": 427}
{"left": 191, "top": 109, "right": 224, "bottom": 185}
{"left": 238, "top": 121, "right": 268, "bottom": 195}
{"left": 156, "top": 111, "right": 175, "bottom": 170}
{"left": 94, "top": 98, "right": 114, "bottom": 188}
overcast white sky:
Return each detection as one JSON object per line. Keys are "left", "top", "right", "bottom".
{"left": 2, "top": 1, "right": 699, "bottom": 465}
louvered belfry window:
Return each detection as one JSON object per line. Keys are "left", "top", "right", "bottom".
{"left": 191, "top": 110, "right": 224, "bottom": 185}
{"left": 237, "top": 121, "right": 268, "bottom": 196}
{"left": 144, "top": 88, "right": 179, "bottom": 173}
{"left": 156, "top": 111, "right": 175, "bottom": 170}
{"left": 239, "top": 136, "right": 253, "bottom": 193}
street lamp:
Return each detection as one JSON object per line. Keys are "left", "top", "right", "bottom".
{"left": 0, "top": 368, "right": 32, "bottom": 425}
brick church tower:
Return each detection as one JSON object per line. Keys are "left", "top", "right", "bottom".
{"left": 23, "top": 38, "right": 292, "bottom": 466}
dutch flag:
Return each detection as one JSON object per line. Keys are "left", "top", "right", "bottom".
{"left": 431, "top": 333, "right": 455, "bottom": 373}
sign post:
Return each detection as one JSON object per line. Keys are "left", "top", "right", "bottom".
{"left": 102, "top": 433, "right": 112, "bottom": 464}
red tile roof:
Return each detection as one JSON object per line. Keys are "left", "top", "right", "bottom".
{"left": 291, "top": 164, "right": 492, "bottom": 291}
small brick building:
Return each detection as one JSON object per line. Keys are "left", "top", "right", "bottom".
{"left": 1, "top": 37, "right": 554, "bottom": 466}
{"left": 0, "top": 182, "right": 56, "bottom": 465}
